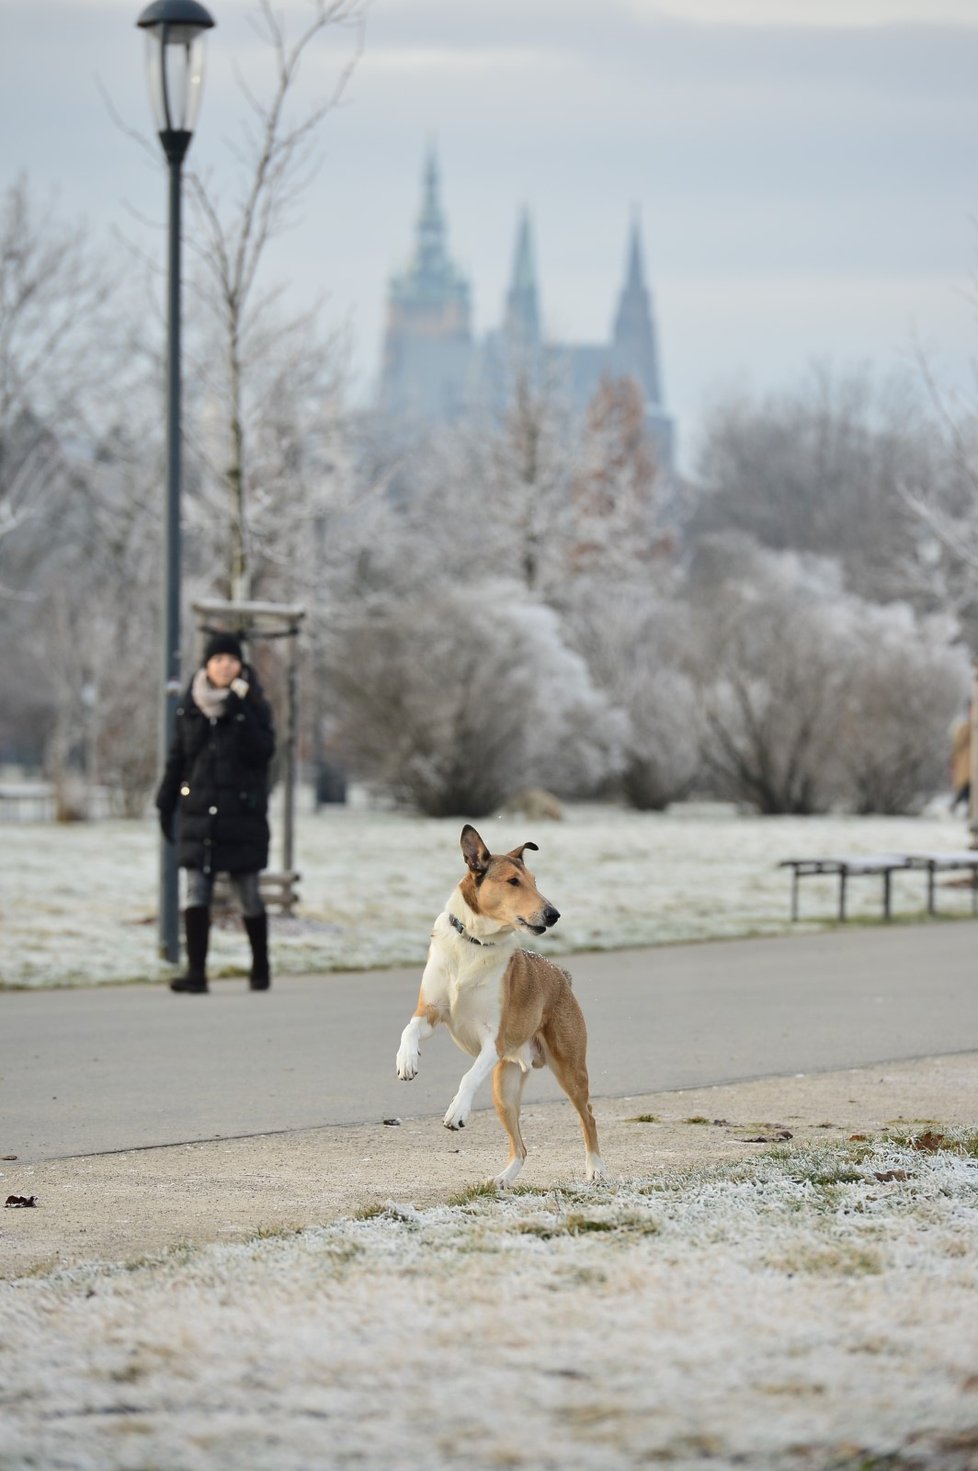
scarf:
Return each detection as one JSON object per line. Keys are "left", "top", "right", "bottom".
{"left": 192, "top": 666, "right": 232, "bottom": 720}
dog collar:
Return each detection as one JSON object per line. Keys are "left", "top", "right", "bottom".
{"left": 448, "top": 913, "right": 502, "bottom": 947}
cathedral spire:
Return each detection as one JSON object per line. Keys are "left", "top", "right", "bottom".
{"left": 414, "top": 147, "right": 447, "bottom": 277}
{"left": 504, "top": 207, "right": 540, "bottom": 349}
{"left": 380, "top": 147, "right": 473, "bottom": 421}
{"left": 611, "top": 212, "right": 663, "bottom": 406}
{"left": 624, "top": 211, "right": 645, "bottom": 294}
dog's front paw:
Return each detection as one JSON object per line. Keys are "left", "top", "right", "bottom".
{"left": 396, "top": 1043, "right": 419, "bottom": 1081}
{"left": 442, "top": 1094, "right": 470, "bottom": 1131}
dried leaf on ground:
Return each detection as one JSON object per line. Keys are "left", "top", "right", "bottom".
{"left": 913, "top": 1131, "right": 947, "bottom": 1152}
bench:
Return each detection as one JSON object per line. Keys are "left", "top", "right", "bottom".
{"left": 0, "top": 785, "right": 56, "bottom": 822}
{"left": 779, "top": 854, "right": 910, "bottom": 922}
{"left": 902, "top": 852, "right": 978, "bottom": 917}
{"left": 212, "top": 870, "right": 300, "bottom": 916}
{"left": 780, "top": 851, "right": 978, "bottom": 922}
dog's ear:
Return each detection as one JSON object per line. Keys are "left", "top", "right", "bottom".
{"left": 507, "top": 841, "right": 539, "bottom": 865}
{"left": 460, "top": 825, "right": 492, "bottom": 875}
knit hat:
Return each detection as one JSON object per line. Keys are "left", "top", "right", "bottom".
{"left": 203, "top": 631, "right": 244, "bottom": 663}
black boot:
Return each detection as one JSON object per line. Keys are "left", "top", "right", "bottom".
{"left": 170, "top": 906, "right": 210, "bottom": 994}
{"left": 244, "top": 912, "right": 271, "bottom": 990}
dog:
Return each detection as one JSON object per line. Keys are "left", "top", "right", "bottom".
{"left": 395, "top": 824, "right": 604, "bottom": 1187}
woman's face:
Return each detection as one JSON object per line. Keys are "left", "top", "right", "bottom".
{"left": 206, "top": 653, "right": 242, "bottom": 688}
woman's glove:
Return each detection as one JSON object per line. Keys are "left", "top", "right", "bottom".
{"left": 230, "top": 677, "right": 249, "bottom": 699}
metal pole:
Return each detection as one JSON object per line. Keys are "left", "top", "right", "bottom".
{"left": 283, "top": 626, "right": 298, "bottom": 883}
{"left": 159, "top": 146, "right": 185, "bottom": 962}
{"left": 968, "top": 660, "right": 978, "bottom": 852}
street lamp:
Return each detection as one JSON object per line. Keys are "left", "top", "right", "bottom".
{"left": 137, "top": 0, "right": 215, "bottom": 962}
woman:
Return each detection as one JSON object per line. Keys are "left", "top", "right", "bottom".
{"left": 156, "top": 632, "right": 276, "bottom": 994}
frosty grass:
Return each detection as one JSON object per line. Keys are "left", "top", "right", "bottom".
{"left": 4, "top": 801, "right": 978, "bottom": 1466}
{"left": 3, "top": 1134, "right": 977, "bottom": 1470}
{"left": 2, "top": 798, "right": 975, "bottom": 988}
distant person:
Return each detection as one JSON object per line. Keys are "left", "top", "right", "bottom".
{"left": 949, "top": 704, "right": 972, "bottom": 815}
{"left": 156, "top": 632, "right": 276, "bottom": 994}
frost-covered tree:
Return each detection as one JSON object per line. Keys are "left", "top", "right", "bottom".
{"left": 894, "top": 384, "right": 978, "bottom": 640}
{"left": 695, "top": 547, "right": 862, "bottom": 814}
{"left": 569, "top": 376, "right": 671, "bottom": 576}
{"left": 0, "top": 177, "right": 125, "bottom": 578}
{"left": 564, "top": 577, "right": 700, "bottom": 810}
{"left": 693, "top": 543, "right": 968, "bottom": 815}
{"left": 184, "top": 0, "right": 362, "bottom": 600}
{"left": 326, "top": 581, "right": 623, "bottom": 815}
{"left": 689, "top": 364, "right": 935, "bottom": 607}
{"left": 0, "top": 178, "right": 155, "bottom": 799}
{"left": 482, "top": 370, "right": 576, "bottom": 595}
{"left": 835, "top": 603, "right": 967, "bottom": 814}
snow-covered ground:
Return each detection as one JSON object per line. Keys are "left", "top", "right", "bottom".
{"left": 4, "top": 1133, "right": 977, "bottom": 1470}
{"left": 2, "top": 798, "right": 975, "bottom": 987}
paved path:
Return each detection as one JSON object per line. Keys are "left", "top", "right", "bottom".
{"left": 3, "top": 922, "right": 977, "bottom": 1162}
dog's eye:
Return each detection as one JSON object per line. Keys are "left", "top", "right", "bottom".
{"left": 508, "top": 876, "right": 521, "bottom": 887}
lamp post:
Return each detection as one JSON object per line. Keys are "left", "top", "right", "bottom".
{"left": 137, "top": 0, "right": 215, "bottom": 962}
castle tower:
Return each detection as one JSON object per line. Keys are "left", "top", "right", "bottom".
{"left": 378, "top": 150, "right": 474, "bottom": 421}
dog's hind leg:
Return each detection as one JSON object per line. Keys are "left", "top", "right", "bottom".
{"left": 491, "top": 1059, "right": 528, "bottom": 1188}
{"left": 544, "top": 1041, "right": 605, "bottom": 1182}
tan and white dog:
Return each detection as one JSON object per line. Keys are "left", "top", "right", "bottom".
{"left": 395, "top": 824, "right": 604, "bottom": 1187}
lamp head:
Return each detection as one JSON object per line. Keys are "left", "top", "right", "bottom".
{"left": 137, "top": 0, "right": 215, "bottom": 160}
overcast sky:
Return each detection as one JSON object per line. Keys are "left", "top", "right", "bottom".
{"left": 4, "top": 0, "right": 978, "bottom": 469}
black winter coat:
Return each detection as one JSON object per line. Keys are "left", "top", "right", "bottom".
{"left": 155, "top": 666, "right": 275, "bottom": 874}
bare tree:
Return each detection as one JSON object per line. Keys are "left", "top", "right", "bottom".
{"left": 482, "top": 368, "right": 575, "bottom": 595}
{"left": 694, "top": 548, "right": 855, "bottom": 815}
{"left": 0, "top": 177, "right": 124, "bottom": 575}
{"left": 569, "top": 376, "right": 671, "bottom": 576}
{"left": 326, "top": 580, "right": 621, "bottom": 815}
{"left": 563, "top": 576, "right": 699, "bottom": 809}
{"left": 185, "top": 0, "right": 363, "bottom": 600}
{"left": 835, "top": 604, "right": 967, "bottom": 814}
{"left": 692, "top": 543, "right": 968, "bottom": 815}
{"left": 689, "top": 363, "right": 934, "bottom": 607}
{"left": 893, "top": 358, "right": 978, "bottom": 638}
{"left": 0, "top": 178, "right": 159, "bottom": 803}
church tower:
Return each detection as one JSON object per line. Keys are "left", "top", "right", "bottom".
{"left": 503, "top": 208, "right": 541, "bottom": 353}
{"left": 379, "top": 150, "right": 473, "bottom": 422}
{"left": 610, "top": 215, "right": 673, "bottom": 470}
{"left": 611, "top": 215, "right": 663, "bottom": 407}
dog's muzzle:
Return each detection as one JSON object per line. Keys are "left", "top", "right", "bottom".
{"left": 522, "top": 905, "right": 560, "bottom": 936}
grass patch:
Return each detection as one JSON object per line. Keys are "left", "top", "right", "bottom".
{"left": 883, "top": 1122, "right": 978, "bottom": 1156}
{"left": 352, "top": 1203, "right": 390, "bottom": 1222}
{"left": 246, "top": 1223, "right": 305, "bottom": 1243}
{"left": 624, "top": 1113, "right": 660, "bottom": 1124}
{"left": 446, "top": 1181, "right": 501, "bottom": 1207}
{"left": 959, "top": 1129, "right": 978, "bottom": 1158}
{"left": 770, "top": 1241, "right": 884, "bottom": 1277}
{"left": 516, "top": 1211, "right": 659, "bottom": 1240}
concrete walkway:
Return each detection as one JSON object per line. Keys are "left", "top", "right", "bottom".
{"left": 3, "top": 920, "right": 977, "bottom": 1164}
